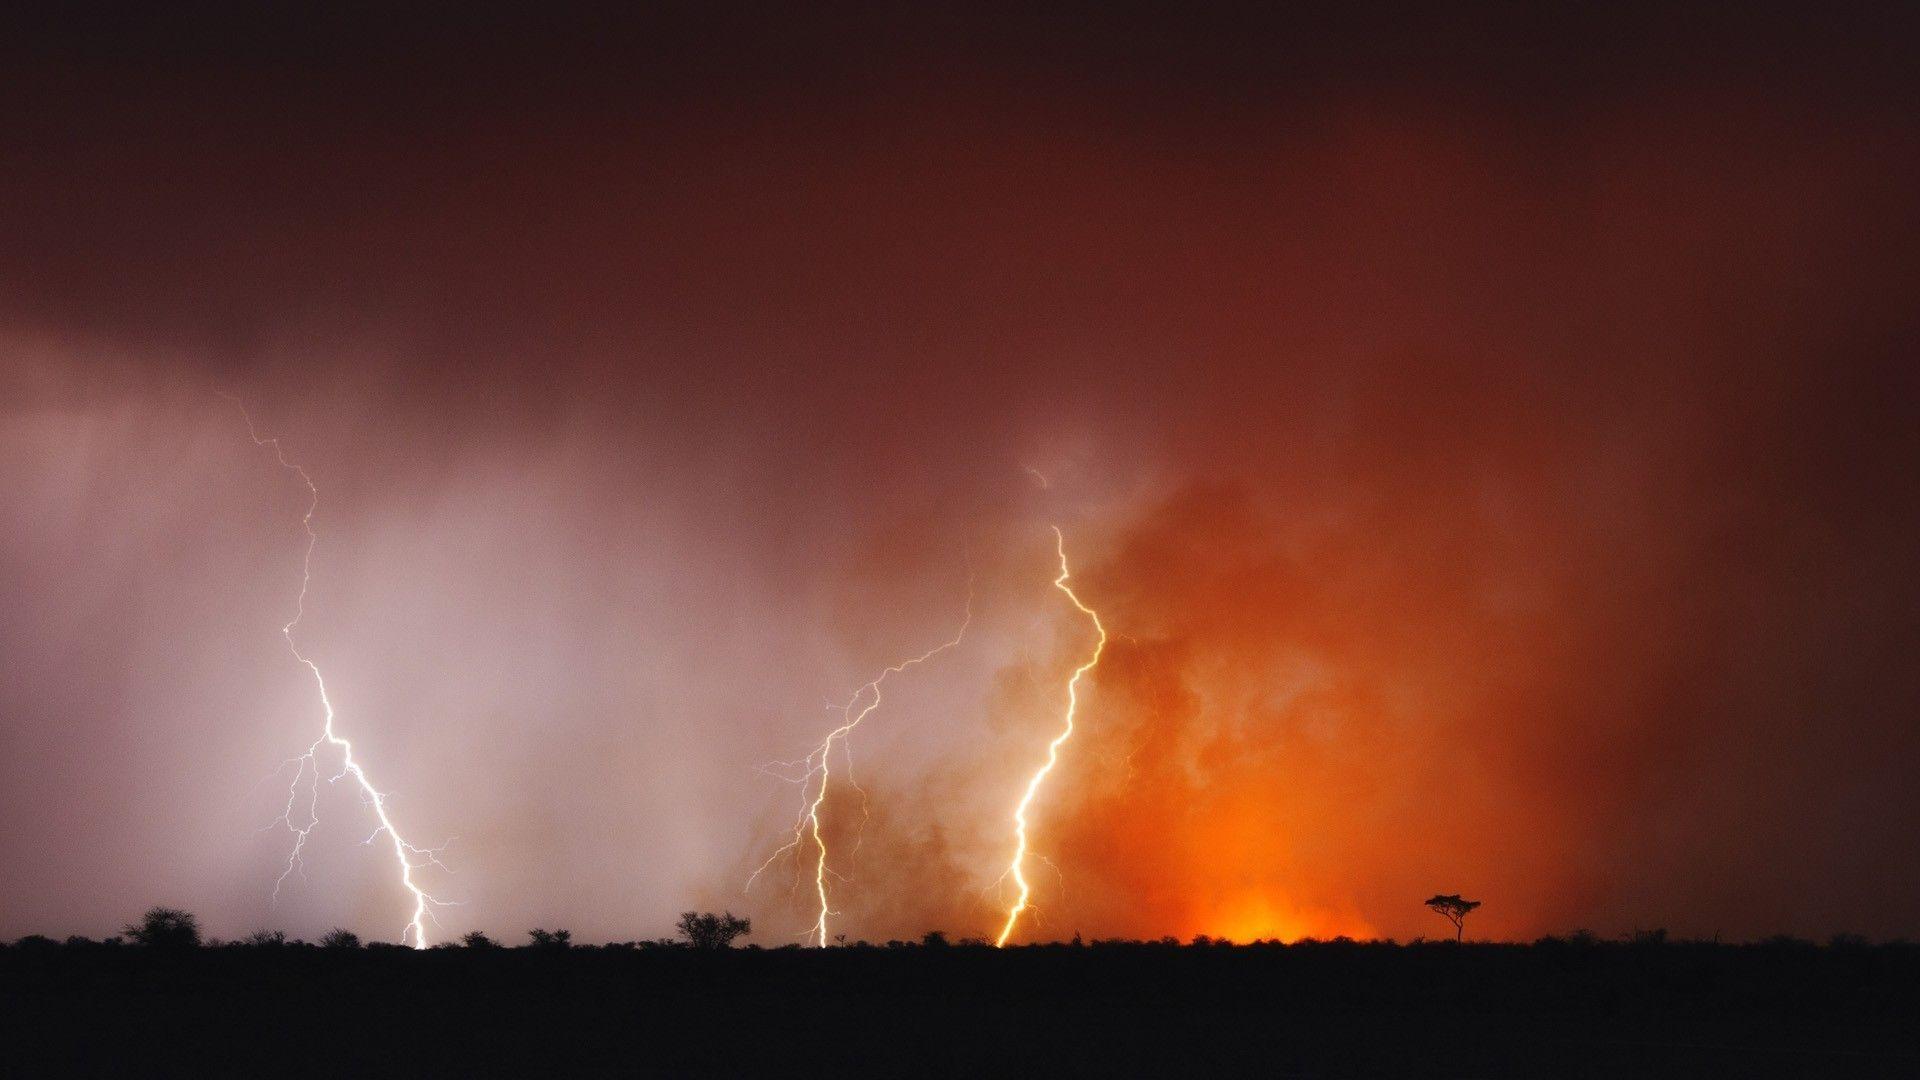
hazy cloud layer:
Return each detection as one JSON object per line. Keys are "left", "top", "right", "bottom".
{"left": 3, "top": 7, "right": 1916, "bottom": 944}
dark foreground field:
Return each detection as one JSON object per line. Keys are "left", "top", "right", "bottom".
{"left": 5, "top": 938, "right": 1917, "bottom": 1077}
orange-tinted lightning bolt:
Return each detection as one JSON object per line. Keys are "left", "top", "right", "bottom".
{"left": 230, "top": 398, "right": 451, "bottom": 948}
{"left": 748, "top": 583, "right": 971, "bottom": 946}
{"left": 995, "top": 527, "right": 1106, "bottom": 946}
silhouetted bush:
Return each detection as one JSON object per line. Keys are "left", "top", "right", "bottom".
{"left": 527, "top": 928, "right": 572, "bottom": 949}
{"left": 675, "top": 911, "right": 751, "bottom": 949}
{"left": 123, "top": 907, "right": 200, "bottom": 949}
{"left": 242, "top": 930, "right": 290, "bottom": 948}
{"left": 921, "top": 930, "right": 949, "bottom": 948}
{"left": 462, "top": 931, "right": 499, "bottom": 950}
{"left": 320, "top": 929, "right": 361, "bottom": 949}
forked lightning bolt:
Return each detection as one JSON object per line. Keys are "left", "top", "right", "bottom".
{"left": 231, "top": 399, "right": 451, "bottom": 948}
{"left": 995, "top": 527, "right": 1107, "bottom": 946}
{"left": 748, "top": 584, "right": 971, "bottom": 946}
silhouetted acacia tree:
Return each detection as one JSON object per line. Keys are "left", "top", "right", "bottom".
{"left": 462, "top": 930, "right": 499, "bottom": 949}
{"left": 1425, "top": 894, "right": 1481, "bottom": 941}
{"left": 528, "top": 928, "right": 572, "bottom": 949}
{"left": 320, "top": 929, "right": 361, "bottom": 949}
{"left": 124, "top": 907, "right": 201, "bottom": 948}
{"left": 675, "top": 911, "right": 751, "bottom": 949}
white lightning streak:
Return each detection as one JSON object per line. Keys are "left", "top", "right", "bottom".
{"left": 748, "top": 580, "right": 972, "bottom": 946}
{"left": 230, "top": 397, "right": 451, "bottom": 948}
{"left": 995, "top": 526, "right": 1107, "bottom": 946}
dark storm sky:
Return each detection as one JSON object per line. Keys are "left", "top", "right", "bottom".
{"left": 2, "top": 4, "right": 1916, "bottom": 944}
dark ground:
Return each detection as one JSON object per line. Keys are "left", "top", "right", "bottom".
{"left": 4, "top": 938, "right": 1917, "bottom": 1077}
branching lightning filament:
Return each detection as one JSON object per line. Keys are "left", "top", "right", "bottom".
{"left": 748, "top": 584, "right": 972, "bottom": 946}
{"left": 995, "top": 527, "right": 1107, "bottom": 947}
{"left": 232, "top": 399, "right": 451, "bottom": 948}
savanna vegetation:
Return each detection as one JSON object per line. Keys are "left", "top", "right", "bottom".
{"left": 5, "top": 907, "right": 1918, "bottom": 1076}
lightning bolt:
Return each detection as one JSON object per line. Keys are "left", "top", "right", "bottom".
{"left": 995, "top": 526, "right": 1107, "bottom": 947}
{"left": 748, "top": 581, "right": 972, "bottom": 946}
{"left": 229, "top": 397, "right": 452, "bottom": 949}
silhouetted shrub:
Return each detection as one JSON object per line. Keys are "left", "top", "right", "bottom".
{"left": 462, "top": 931, "right": 500, "bottom": 949}
{"left": 16, "top": 934, "right": 58, "bottom": 952}
{"left": 528, "top": 928, "right": 572, "bottom": 949}
{"left": 243, "top": 930, "right": 290, "bottom": 948}
{"left": 921, "top": 930, "right": 949, "bottom": 948}
{"left": 675, "top": 911, "right": 750, "bottom": 949}
{"left": 124, "top": 908, "right": 201, "bottom": 949}
{"left": 320, "top": 929, "right": 361, "bottom": 949}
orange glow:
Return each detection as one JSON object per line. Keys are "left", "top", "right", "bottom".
{"left": 984, "top": 487, "right": 1529, "bottom": 944}
{"left": 1198, "top": 892, "right": 1378, "bottom": 944}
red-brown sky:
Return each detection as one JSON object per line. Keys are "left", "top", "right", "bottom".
{"left": 2, "top": 5, "right": 1917, "bottom": 945}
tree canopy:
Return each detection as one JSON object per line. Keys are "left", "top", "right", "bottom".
{"left": 675, "top": 911, "right": 751, "bottom": 949}
{"left": 1425, "top": 894, "right": 1482, "bottom": 941}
